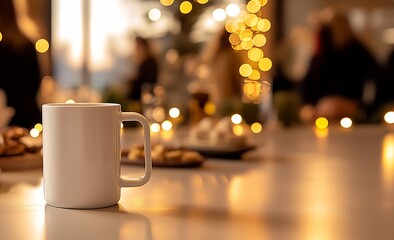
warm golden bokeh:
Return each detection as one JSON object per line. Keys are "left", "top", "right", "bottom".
{"left": 180, "top": 1, "right": 192, "bottom": 14}
{"left": 35, "top": 39, "right": 49, "bottom": 53}
{"left": 160, "top": 0, "right": 174, "bottom": 6}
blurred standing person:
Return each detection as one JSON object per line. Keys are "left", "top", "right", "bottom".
{"left": 203, "top": 29, "right": 243, "bottom": 117}
{"left": 301, "top": 9, "right": 378, "bottom": 122}
{"left": 372, "top": 48, "right": 394, "bottom": 120}
{"left": 127, "top": 36, "right": 159, "bottom": 113}
{"left": 0, "top": 0, "right": 42, "bottom": 128}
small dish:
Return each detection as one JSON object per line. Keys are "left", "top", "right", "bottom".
{"left": 182, "top": 139, "right": 256, "bottom": 159}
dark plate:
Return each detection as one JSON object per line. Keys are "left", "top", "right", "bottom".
{"left": 121, "top": 157, "right": 204, "bottom": 168}
{"left": 182, "top": 143, "right": 257, "bottom": 159}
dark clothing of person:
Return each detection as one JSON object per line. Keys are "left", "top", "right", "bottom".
{"left": 128, "top": 57, "right": 158, "bottom": 101}
{"left": 374, "top": 50, "right": 394, "bottom": 108}
{"left": 0, "top": 39, "right": 42, "bottom": 128}
{"left": 302, "top": 39, "right": 378, "bottom": 106}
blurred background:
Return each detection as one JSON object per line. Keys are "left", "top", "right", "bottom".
{"left": 1, "top": 0, "right": 394, "bottom": 131}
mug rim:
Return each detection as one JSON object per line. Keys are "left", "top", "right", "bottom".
{"left": 43, "top": 103, "right": 120, "bottom": 108}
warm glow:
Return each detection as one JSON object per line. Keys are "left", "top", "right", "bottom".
{"left": 232, "top": 125, "right": 244, "bottom": 136}
{"left": 382, "top": 134, "right": 394, "bottom": 182}
{"left": 169, "top": 107, "right": 180, "bottom": 118}
{"left": 30, "top": 128, "right": 40, "bottom": 138}
{"left": 259, "top": 19, "right": 271, "bottom": 32}
{"left": 148, "top": 8, "right": 161, "bottom": 21}
{"left": 244, "top": 14, "right": 258, "bottom": 27}
{"left": 65, "top": 99, "right": 76, "bottom": 103}
{"left": 314, "top": 128, "right": 329, "bottom": 138}
{"left": 120, "top": 123, "right": 124, "bottom": 129}
{"left": 34, "top": 123, "right": 43, "bottom": 133}
{"left": 248, "top": 48, "right": 263, "bottom": 62}
{"left": 231, "top": 114, "right": 243, "bottom": 124}
{"left": 253, "top": 34, "right": 266, "bottom": 47}
{"left": 384, "top": 111, "right": 394, "bottom": 124}
{"left": 204, "top": 102, "right": 216, "bottom": 116}
{"left": 150, "top": 123, "right": 161, "bottom": 133}
{"left": 165, "top": 49, "right": 179, "bottom": 64}
{"left": 260, "top": 0, "right": 268, "bottom": 7}
{"left": 35, "top": 39, "right": 50, "bottom": 53}
{"left": 240, "top": 29, "right": 253, "bottom": 41}
{"left": 315, "top": 117, "right": 329, "bottom": 129}
{"left": 260, "top": 80, "right": 271, "bottom": 94}
{"left": 212, "top": 8, "right": 226, "bottom": 22}
{"left": 251, "top": 122, "right": 262, "bottom": 133}
{"left": 239, "top": 63, "right": 253, "bottom": 77}
{"left": 340, "top": 117, "right": 352, "bottom": 129}
{"left": 196, "top": 0, "right": 209, "bottom": 4}
{"left": 258, "top": 58, "right": 272, "bottom": 71}
{"left": 152, "top": 107, "right": 166, "bottom": 122}
{"left": 180, "top": 1, "right": 192, "bottom": 14}
{"left": 226, "top": 3, "right": 240, "bottom": 17}
{"left": 160, "top": 0, "right": 174, "bottom": 6}
{"left": 0, "top": 32, "right": 2, "bottom": 42}
{"left": 229, "top": 33, "right": 241, "bottom": 45}
{"left": 161, "top": 120, "right": 173, "bottom": 131}
{"left": 248, "top": 70, "right": 261, "bottom": 80}
{"left": 241, "top": 39, "right": 253, "bottom": 50}
{"left": 247, "top": 0, "right": 261, "bottom": 13}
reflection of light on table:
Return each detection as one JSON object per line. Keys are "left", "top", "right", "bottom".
{"left": 382, "top": 133, "right": 394, "bottom": 184}
{"left": 314, "top": 128, "right": 329, "bottom": 139}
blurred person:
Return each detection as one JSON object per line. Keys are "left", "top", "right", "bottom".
{"left": 372, "top": 48, "right": 394, "bottom": 120}
{"left": 272, "top": 25, "right": 313, "bottom": 126}
{"left": 301, "top": 9, "right": 379, "bottom": 122}
{"left": 127, "top": 36, "right": 159, "bottom": 113}
{"left": 0, "top": 0, "right": 42, "bottom": 129}
{"left": 202, "top": 29, "right": 243, "bottom": 118}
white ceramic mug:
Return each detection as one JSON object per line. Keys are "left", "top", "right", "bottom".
{"left": 42, "top": 103, "right": 152, "bottom": 209}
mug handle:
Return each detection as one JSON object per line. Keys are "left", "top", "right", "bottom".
{"left": 119, "top": 112, "right": 152, "bottom": 187}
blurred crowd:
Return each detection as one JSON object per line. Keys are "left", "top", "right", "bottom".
{"left": 272, "top": 7, "right": 394, "bottom": 126}
{"left": 1, "top": 0, "right": 394, "bottom": 129}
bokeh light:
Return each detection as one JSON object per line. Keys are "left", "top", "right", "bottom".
{"left": 162, "top": 120, "right": 173, "bottom": 131}
{"left": 148, "top": 8, "right": 161, "bottom": 21}
{"left": 34, "top": 123, "right": 43, "bottom": 132}
{"left": 231, "top": 114, "right": 242, "bottom": 124}
{"left": 35, "top": 39, "right": 49, "bottom": 53}
{"left": 152, "top": 107, "right": 166, "bottom": 122}
{"left": 121, "top": 123, "right": 124, "bottom": 129}
{"left": 251, "top": 122, "right": 262, "bottom": 133}
{"left": 244, "top": 14, "right": 258, "bottom": 27}
{"left": 259, "top": 19, "right": 271, "bottom": 32}
{"left": 258, "top": 58, "right": 272, "bottom": 71}
{"left": 247, "top": 0, "right": 261, "bottom": 13}
{"left": 196, "top": 0, "right": 209, "bottom": 4}
{"left": 248, "top": 48, "right": 263, "bottom": 62}
{"left": 241, "top": 39, "right": 253, "bottom": 50}
{"left": 233, "top": 125, "right": 244, "bottom": 136}
{"left": 248, "top": 69, "right": 261, "bottom": 80}
{"left": 340, "top": 117, "right": 352, "bottom": 129}
{"left": 253, "top": 34, "right": 266, "bottom": 47}
{"left": 204, "top": 102, "right": 216, "bottom": 116}
{"left": 315, "top": 117, "right": 329, "bottom": 129}
{"left": 169, "top": 107, "right": 180, "bottom": 118}
{"left": 260, "top": 0, "right": 268, "bottom": 7}
{"left": 150, "top": 123, "right": 161, "bottom": 133}
{"left": 226, "top": 3, "right": 240, "bottom": 17}
{"left": 384, "top": 111, "right": 394, "bottom": 124}
{"left": 30, "top": 128, "right": 40, "bottom": 138}
{"left": 160, "top": 0, "right": 174, "bottom": 6}
{"left": 229, "top": 33, "right": 241, "bottom": 45}
{"left": 213, "top": 8, "right": 227, "bottom": 22}
{"left": 65, "top": 99, "right": 76, "bottom": 103}
{"left": 0, "top": 32, "right": 2, "bottom": 42}
{"left": 239, "top": 63, "right": 253, "bottom": 77}
{"left": 180, "top": 1, "right": 192, "bottom": 14}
